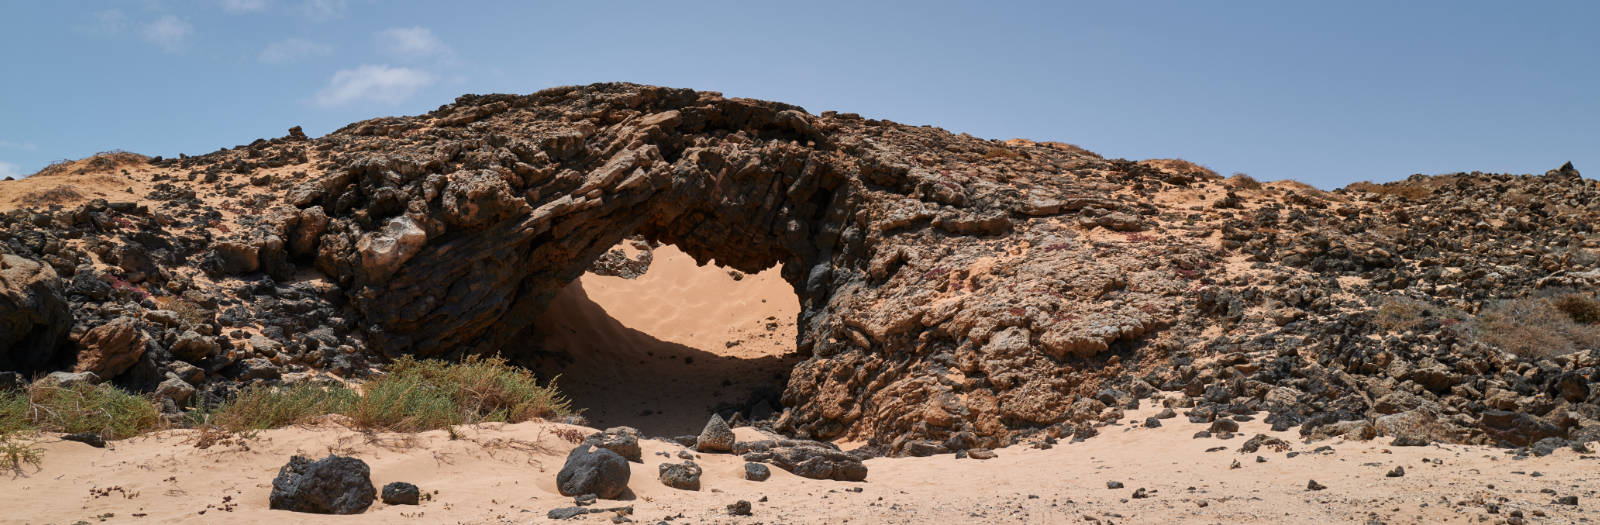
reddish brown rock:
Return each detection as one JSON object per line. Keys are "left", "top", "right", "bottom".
{"left": 73, "top": 317, "right": 147, "bottom": 379}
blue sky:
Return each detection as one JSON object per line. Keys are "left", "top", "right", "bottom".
{"left": 1, "top": 1, "right": 1595, "bottom": 188}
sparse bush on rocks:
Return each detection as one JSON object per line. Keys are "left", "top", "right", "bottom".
{"left": 1470, "top": 296, "right": 1600, "bottom": 358}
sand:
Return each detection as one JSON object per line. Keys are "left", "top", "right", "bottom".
{"left": 4, "top": 403, "right": 1596, "bottom": 524}
{"left": 520, "top": 245, "right": 799, "bottom": 437}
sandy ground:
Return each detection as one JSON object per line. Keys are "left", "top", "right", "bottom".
{"left": 4, "top": 403, "right": 1596, "bottom": 524}
{"left": 520, "top": 245, "right": 799, "bottom": 436}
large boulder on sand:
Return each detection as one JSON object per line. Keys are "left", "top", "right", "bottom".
{"left": 269, "top": 455, "right": 376, "bottom": 514}
{"left": 556, "top": 445, "right": 630, "bottom": 499}
{"left": 0, "top": 254, "right": 72, "bottom": 373}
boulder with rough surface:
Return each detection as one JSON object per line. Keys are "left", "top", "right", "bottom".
{"left": 268, "top": 455, "right": 376, "bottom": 514}
{"left": 555, "top": 445, "right": 630, "bottom": 499}
{"left": 0, "top": 254, "right": 72, "bottom": 373}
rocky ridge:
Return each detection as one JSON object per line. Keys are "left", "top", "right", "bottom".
{"left": 0, "top": 83, "right": 1597, "bottom": 455}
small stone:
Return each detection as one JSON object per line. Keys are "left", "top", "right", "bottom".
{"left": 744, "top": 462, "right": 771, "bottom": 482}
{"left": 1143, "top": 417, "right": 1162, "bottom": 428}
{"left": 696, "top": 414, "right": 735, "bottom": 453}
{"left": 1131, "top": 488, "right": 1149, "bottom": 499}
{"left": 966, "top": 448, "right": 997, "bottom": 460}
{"left": 1555, "top": 495, "right": 1578, "bottom": 506}
{"left": 381, "top": 482, "right": 420, "bottom": 505}
{"left": 1106, "top": 481, "right": 1124, "bottom": 489}
{"left": 548, "top": 507, "right": 588, "bottom": 520}
{"left": 1385, "top": 466, "right": 1405, "bottom": 478}
{"left": 727, "top": 500, "right": 752, "bottom": 516}
{"left": 659, "top": 461, "right": 703, "bottom": 490}
{"left": 574, "top": 493, "right": 597, "bottom": 506}
{"left": 61, "top": 432, "right": 106, "bottom": 448}
{"left": 1307, "top": 479, "right": 1327, "bottom": 491}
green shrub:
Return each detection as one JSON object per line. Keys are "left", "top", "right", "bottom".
{"left": 17, "top": 383, "right": 161, "bottom": 440}
{"left": 205, "top": 356, "right": 573, "bottom": 434}
{"left": 0, "top": 390, "right": 29, "bottom": 435}
{"left": 206, "top": 383, "right": 357, "bottom": 432}
{"left": 350, "top": 355, "right": 574, "bottom": 431}
{"left": 1, "top": 430, "right": 43, "bottom": 473}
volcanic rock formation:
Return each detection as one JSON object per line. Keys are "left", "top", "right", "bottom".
{"left": 1, "top": 83, "right": 1598, "bottom": 455}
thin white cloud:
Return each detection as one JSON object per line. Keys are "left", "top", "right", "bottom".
{"left": 0, "top": 162, "right": 23, "bottom": 179}
{"left": 85, "top": 9, "right": 127, "bottom": 35}
{"left": 141, "top": 15, "right": 193, "bottom": 52}
{"left": 375, "top": 26, "right": 451, "bottom": 61}
{"left": 0, "top": 141, "right": 38, "bottom": 151}
{"left": 300, "top": 0, "right": 347, "bottom": 22}
{"left": 221, "top": 0, "right": 271, "bottom": 13}
{"left": 314, "top": 65, "right": 432, "bottom": 107}
{"left": 260, "top": 38, "right": 333, "bottom": 64}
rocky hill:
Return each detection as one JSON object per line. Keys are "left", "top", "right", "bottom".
{"left": 1, "top": 82, "right": 1597, "bottom": 456}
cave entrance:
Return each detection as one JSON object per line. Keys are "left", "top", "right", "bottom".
{"left": 515, "top": 238, "right": 801, "bottom": 437}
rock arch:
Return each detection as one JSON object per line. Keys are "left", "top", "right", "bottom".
{"left": 227, "top": 84, "right": 1188, "bottom": 452}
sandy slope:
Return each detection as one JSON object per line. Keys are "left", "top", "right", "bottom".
{"left": 4, "top": 403, "right": 1596, "bottom": 524}
{"left": 520, "top": 245, "right": 799, "bottom": 437}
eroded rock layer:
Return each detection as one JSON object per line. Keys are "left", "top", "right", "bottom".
{"left": 2, "top": 83, "right": 1598, "bottom": 454}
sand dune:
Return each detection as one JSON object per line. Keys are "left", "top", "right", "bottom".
{"left": 520, "top": 245, "right": 799, "bottom": 436}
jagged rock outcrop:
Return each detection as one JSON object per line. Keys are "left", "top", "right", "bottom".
{"left": 0, "top": 254, "right": 73, "bottom": 373}
{"left": 1, "top": 83, "right": 1597, "bottom": 455}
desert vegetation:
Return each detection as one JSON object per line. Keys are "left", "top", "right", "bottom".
{"left": 200, "top": 355, "right": 573, "bottom": 433}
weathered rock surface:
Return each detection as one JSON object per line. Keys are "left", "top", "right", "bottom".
{"left": 380, "top": 481, "right": 420, "bottom": 505}
{"left": 269, "top": 455, "right": 376, "bottom": 515}
{"left": 0, "top": 254, "right": 72, "bottom": 373}
{"left": 739, "top": 439, "right": 868, "bottom": 482}
{"left": 658, "top": 460, "right": 702, "bottom": 490}
{"left": 556, "top": 445, "right": 630, "bottom": 499}
{"left": 3, "top": 82, "right": 1599, "bottom": 456}
{"left": 72, "top": 317, "right": 147, "bottom": 379}
{"left": 583, "top": 426, "right": 642, "bottom": 462}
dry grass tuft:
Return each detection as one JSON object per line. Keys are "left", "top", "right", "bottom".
{"left": 33, "top": 150, "right": 149, "bottom": 178}
{"left": 0, "top": 382, "right": 162, "bottom": 440}
{"left": 1139, "top": 158, "right": 1219, "bottom": 179}
{"left": 982, "top": 146, "right": 1020, "bottom": 160}
{"left": 17, "top": 186, "right": 84, "bottom": 207}
{"left": 203, "top": 356, "right": 574, "bottom": 435}
{"left": 1470, "top": 296, "right": 1600, "bottom": 358}
{"left": 1346, "top": 180, "right": 1434, "bottom": 201}
{"left": 1373, "top": 297, "right": 1467, "bottom": 333}
{"left": 1227, "top": 173, "right": 1262, "bottom": 190}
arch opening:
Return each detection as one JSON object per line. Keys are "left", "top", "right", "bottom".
{"left": 513, "top": 238, "right": 802, "bottom": 436}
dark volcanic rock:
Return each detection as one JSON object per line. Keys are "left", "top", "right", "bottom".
{"left": 61, "top": 432, "right": 106, "bottom": 448}
{"left": 743, "top": 462, "right": 771, "bottom": 481}
{"left": 740, "top": 439, "right": 867, "bottom": 482}
{"left": 381, "top": 482, "right": 420, "bottom": 505}
{"left": 1480, "top": 410, "right": 1564, "bottom": 447}
{"left": 0, "top": 254, "right": 72, "bottom": 374}
{"left": 696, "top": 414, "right": 735, "bottom": 453}
{"left": 658, "top": 460, "right": 702, "bottom": 490}
{"left": 556, "top": 445, "right": 630, "bottom": 499}
{"left": 583, "top": 426, "right": 642, "bottom": 462}
{"left": 269, "top": 455, "right": 376, "bottom": 515}
{"left": 11, "top": 82, "right": 1600, "bottom": 459}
